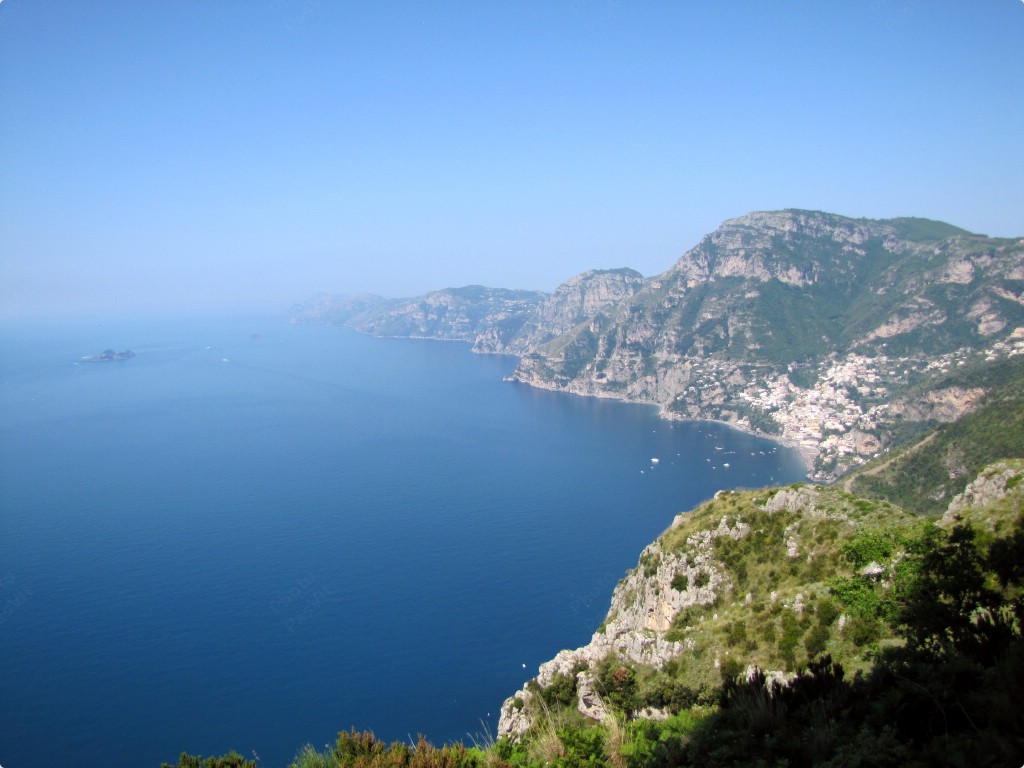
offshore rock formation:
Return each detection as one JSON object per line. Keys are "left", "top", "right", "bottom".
{"left": 80, "top": 349, "right": 135, "bottom": 362}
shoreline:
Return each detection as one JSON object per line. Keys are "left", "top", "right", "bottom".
{"left": 501, "top": 368, "right": 816, "bottom": 479}
{"left": 309, "top": 319, "right": 819, "bottom": 479}
{"left": 658, "top": 406, "right": 817, "bottom": 478}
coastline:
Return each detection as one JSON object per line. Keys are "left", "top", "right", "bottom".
{"left": 309, "top": 320, "right": 819, "bottom": 479}
{"left": 658, "top": 407, "right": 817, "bottom": 478}
{"left": 501, "top": 368, "right": 816, "bottom": 479}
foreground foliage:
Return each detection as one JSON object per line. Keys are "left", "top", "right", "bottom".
{"left": 161, "top": 752, "right": 256, "bottom": 768}
{"left": 491, "top": 517, "right": 1024, "bottom": 768}
{"left": 288, "top": 731, "right": 492, "bottom": 768}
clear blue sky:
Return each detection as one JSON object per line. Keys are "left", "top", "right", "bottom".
{"left": 2, "top": 1, "right": 1022, "bottom": 317}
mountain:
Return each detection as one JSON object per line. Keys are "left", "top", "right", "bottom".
{"left": 199, "top": 209, "right": 1024, "bottom": 767}
{"left": 843, "top": 356, "right": 1024, "bottom": 514}
{"left": 291, "top": 286, "right": 547, "bottom": 347}
{"left": 509, "top": 210, "right": 1024, "bottom": 479}
{"left": 474, "top": 268, "right": 648, "bottom": 355}
{"left": 289, "top": 269, "right": 647, "bottom": 355}
{"left": 488, "top": 339, "right": 1024, "bottom": 760}
{"left": 292, "top": 211, "right": 1024, "bottom": 481}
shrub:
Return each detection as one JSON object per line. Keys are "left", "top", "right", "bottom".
{"left": 815, "top": 596, "right": 840, "bottom": 627}
{"left": 539, "top": 671, "right": 578, "bottom": 707}
{"left": 596, "top": 660, "right": 640, "bottom": 716}
{"left": 163, "top": 753, "right": 255, "bottom": 768}
{"left": 804, "top": 623, "right": 830, "bottom": 659}
{"left": 829, "top": 576, "right": 880, "bottom": 618}
{"left": 845, "top": 616, "right": 882, "bottom": 647}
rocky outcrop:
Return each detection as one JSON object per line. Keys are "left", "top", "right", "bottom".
{"left": 496, "top": 483, "right": 908, "bottom": 740}
{"left": 289, "top": 270, "right": 646, "bottom": 356}
{"left": 495, "top": 511, "right": 734, "bottom": 738}
{"left": 479, "top": 268, "right": 646, "bottom": 355}
{"left": 943, "top": 460, "right": 1024, "bottom": 533}
{"left": 887, "top": 387, "right": 987, "bottom": 423}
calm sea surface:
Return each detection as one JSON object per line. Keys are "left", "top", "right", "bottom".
{"left": 0, "top": 314, "right": 806, "bottom": 767}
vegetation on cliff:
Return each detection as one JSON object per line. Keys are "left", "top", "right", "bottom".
{"left": 846, "top": 358, "right": 1024, "bottom": 514}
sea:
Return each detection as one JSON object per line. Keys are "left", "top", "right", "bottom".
{"left": 0, "top": 313, "right": 807, "bottom": 768}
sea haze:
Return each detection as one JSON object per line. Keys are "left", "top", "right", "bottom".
{"left": 0, "top": 315, "right": 806, "bottom": 768}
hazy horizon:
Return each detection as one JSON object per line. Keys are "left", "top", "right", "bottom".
{"left": 2, "top": 2, "right": 1022, "bottom": 318}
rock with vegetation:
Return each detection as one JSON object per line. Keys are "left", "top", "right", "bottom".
{"left": 290, "top": 286, "right": 547, "bottom": 348}
{"left": 225, "top": 210, "right": 1024, "bottom": 767}
{"left": 482, "top": 268, "right": 647, "bottom": 355}
{"left": 488, "top": 453, "right": 1024, "bottom": 766}
{"left": 498, "top": 483, "right": 925, "bottom": 739}
{"left": 846, "top": 357, "right": 1024, "bottom": 513}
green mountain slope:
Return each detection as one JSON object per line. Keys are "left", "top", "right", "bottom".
{"left": 847, "top": 357, "right": 1024, "bottom": 514}
{"left": 489, "top": 458, "right": 1024, "bottom": 767}
{"left": 510, "top": 210, "right": 1024, "bottom": 479}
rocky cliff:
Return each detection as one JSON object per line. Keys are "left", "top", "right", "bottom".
{"left": 475, "top": 268, "right": 647, "bottom": 355}
{"left": 307, "top": 285, "right": 548, "bottom": 346}
{"left": 292, "top": 210, "right": 1024, "bottom": 481}
{"left": 508, "top": 211, "right": 1024, "bottom": 479}
{"left": 290, "top": 270, "right": 646, "bottom": 355}
{"left": 497, "top": 459, "right": 1024, "bottom": 740}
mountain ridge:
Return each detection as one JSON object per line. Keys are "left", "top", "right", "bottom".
{"left": 291, "top": 209, "right": 1024, "bottom": 481}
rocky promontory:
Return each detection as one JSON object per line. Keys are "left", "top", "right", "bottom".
{"left": 497, "top": 457, "right": 1024, "bottom": 740}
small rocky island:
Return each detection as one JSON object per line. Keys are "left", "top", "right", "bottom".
{"left": 80, "top": 349, "right": 135, "bottom": 362}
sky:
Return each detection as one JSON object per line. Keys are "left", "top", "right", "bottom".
{"left": 1, "top": 1, "right": 1022, "bottom": 317}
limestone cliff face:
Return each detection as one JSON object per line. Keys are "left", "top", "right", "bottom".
{"left": 508, "top": 211, "right": 1024, "bottom": 479}
{"left": 497, "top": 483, "right": 919, "bottom": 739}
{"left": 292, "top": 211, "right": 1024, "bottom": 481}
{"left": 942, "top": 459, "right": 1024, "bottom": 535}
{"left": 495, "top": 512, "right": 731, "bottom": 739}
{"left": 475, "top": 268, "right": 647, "bottom": 355}
{"left": 289, "top": 270, "right": 645, "bottom": 356}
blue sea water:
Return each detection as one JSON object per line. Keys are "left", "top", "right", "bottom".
{"left": 0, "top": 314, "right": 806, "bottom": 768}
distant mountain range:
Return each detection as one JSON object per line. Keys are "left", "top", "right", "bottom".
{"left": 291, "top": 209, "right": 1024, "bottom": 480}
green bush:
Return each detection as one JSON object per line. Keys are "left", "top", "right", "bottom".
{"left": 596, "top": 659, "right": 640, "bottom": 717}
{"left": 829, "top": 576, "right": 880, "bottom": 618}
{"left": 539, "top": 671, "right": 578, "bottom": 708}
{"left": 804, "top": 623, "right": 830, "bottom": 659}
